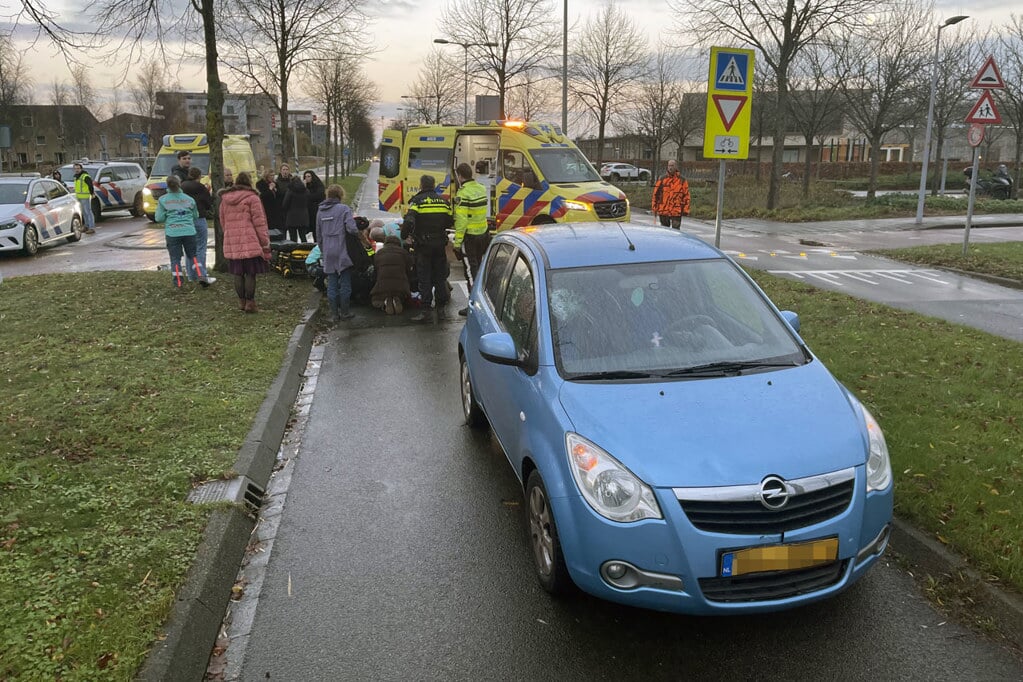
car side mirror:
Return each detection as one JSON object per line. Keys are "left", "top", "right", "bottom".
{"left": 479, "top": 332, "right": 521, "bottom": 366}
{"left": 780, "top": 310, "right": 800, "bottom": 333}
{"left": 99, "top": 176, "right": 112, "bottom": 183}
{"left": 30, "top": 196, "right": 47, "bottom": 206}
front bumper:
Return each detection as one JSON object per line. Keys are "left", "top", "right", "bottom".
{"left": 552, "top": 468, "right": 893, "bottom": 615}
{"left": 0, "top": 223, "right": 25, "bottom": 251}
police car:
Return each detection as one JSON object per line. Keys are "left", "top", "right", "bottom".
{"left": 0, "top": 174, "right": 83, "bottom": 255}
{"left": 57, "top": 161, "right": 147, "bottom": 220}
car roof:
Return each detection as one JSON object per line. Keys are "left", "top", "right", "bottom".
{"left": 504, "top": 222, "right": 724, "bottom": 269}
{"left": 0, "top": 176, "right": 35, "bottom": 185}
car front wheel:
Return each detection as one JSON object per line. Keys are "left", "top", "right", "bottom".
{"left": 460, "top": 354, "right": 487, "bottom": 428}
{"left": 611, "top": 173, "right": 620, "bottom": 181}
{"left": 66, "top": 215, "right": 83, "bottom": 243}
{"left": 526, "top": 470, "right": 572, "bottom": 594}
{"left": 131, "top": 193, "right": 144, "bottom": 217}
{"left": 22, "top": 224, "right": 39, "bottom": 255}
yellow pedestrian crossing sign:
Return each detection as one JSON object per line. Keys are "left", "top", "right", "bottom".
{"left": 704, "top": 47, "right": 755, "bottom": 159}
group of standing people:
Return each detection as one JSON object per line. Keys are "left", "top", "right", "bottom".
{"left": 256, "top": 163, "right": 326, "bottom": 243}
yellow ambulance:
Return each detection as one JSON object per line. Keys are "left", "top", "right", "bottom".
{"left": 142, "top": 133, "right": 257, "bottom": 221}
{"left": 377, "top": 121, "right": 629, "bottom": 229}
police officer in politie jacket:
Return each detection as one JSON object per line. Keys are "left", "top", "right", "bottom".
{"left": 652, "top": 159, "right": 691, "bottom": 229}
{"left": 452, "top": 162, "right": 489, "bottom": 316}
{"left": 401, "top": 174, "right": 454, "bottom": 322}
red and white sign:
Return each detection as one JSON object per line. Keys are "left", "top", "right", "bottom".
{"left": 965, "top": 91, "right": 1002, "bottom": 125}
{"left": 970, "top": 56, "right": 1005, "bottom": 89}
{"left": 967, "top": 123, "right": 985, "bottom": 148}
{"left": 711, "top": 95, "right": 747, "bottom": 132}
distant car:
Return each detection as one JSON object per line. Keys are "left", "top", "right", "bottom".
{"left": 57, "top": 161, "right": 147, "bottom": 221}
{"left": 458, "top": 222, "right": 893, "bottom": 614}
{"left": 599, "top": 163, "right": 650, "bottom": 182}
{"left": 0, "top": 175, "right": 83, "bottom": 255}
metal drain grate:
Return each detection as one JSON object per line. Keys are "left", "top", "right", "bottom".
{"left": 187, "top": 476, "right": 264, "bottom": 512}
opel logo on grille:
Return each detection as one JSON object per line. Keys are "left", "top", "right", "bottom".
{"left": 758, "top": 476, "right": 791, "bottom": 510}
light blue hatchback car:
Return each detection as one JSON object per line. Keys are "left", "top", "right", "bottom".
{"left": 458, "top": 222, "right": 893, "bottom": 614}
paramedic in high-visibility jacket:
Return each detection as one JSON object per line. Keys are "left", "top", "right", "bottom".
{"left": 452, "top": 162, "right": 489, "bottom": 316}
{"left": 73, "top": 162, "right": 96, "bottom": 234}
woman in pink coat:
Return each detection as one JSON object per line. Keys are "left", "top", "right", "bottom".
{"left": 220, "top": 172, "right": 271, "bottom": 313}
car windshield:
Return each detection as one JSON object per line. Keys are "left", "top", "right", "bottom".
{"left": 0, "top": 183, "right": 29, "bottom": 204}
{"left": 150, "top": 153, "right": 210, "bottom": 179}
{"left": 548, "top": 259, "right": 806, "bottom": 379}
{"left": 56, "top": 166, "right": 101, "bottom": 182}
{"left": 529, "top": 148, "right": 601, "bottom": 183}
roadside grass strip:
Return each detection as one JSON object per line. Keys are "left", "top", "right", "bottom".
{"left": 871, "top": 242, "right": 1023, "bottom": 284}
{"left": 0, "top": 272, "right": 308, "bottom": 680}
{"left": 751, "top": 270, "right": 1022, "bottom": 596}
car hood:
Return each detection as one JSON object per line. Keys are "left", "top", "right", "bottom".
{"left": 557, "top": 361, "right": 866, "bottom": 488}
{"left": 0, "top": 203, "right": 30, "bottom": 223}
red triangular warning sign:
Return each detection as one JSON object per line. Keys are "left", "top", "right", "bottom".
{"left": 965, "top": 91, "right": 1002, "bottom": 124}
{"left": 712, "top": 95, "right": 747, "bottom": 131}
{"left": 971, "top": 55, "right": 1005, "bottom": 89}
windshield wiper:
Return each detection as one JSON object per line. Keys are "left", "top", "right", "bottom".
{"left": 569, "top": 370, "right": 658, "bottom": 381}
{"left": 659, "top": 361, "right": 801, "bottom": 377}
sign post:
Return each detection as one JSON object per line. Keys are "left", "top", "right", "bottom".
{"left": 702, "top": 47, "right": 755, "bottom": 247}
{"left": 962, "top": 55, "right": 1005, "bottom": 255}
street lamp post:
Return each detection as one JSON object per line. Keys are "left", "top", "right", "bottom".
{"left": 915, "top": 14, "right": 969, "bottom": 225}
{"left": 434, "top": 38, "right": 499, "bottom": 124}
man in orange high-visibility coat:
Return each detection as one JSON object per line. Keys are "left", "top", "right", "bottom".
{"left": 652, "top": 159, "right": 691, "bottom": 229}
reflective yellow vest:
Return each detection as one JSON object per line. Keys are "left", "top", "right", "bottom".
{"left": 74, "top": 173, "right": 93, "bottom": 200}
{"left": 453, "top": 180, "right": 488, "bottom": 248}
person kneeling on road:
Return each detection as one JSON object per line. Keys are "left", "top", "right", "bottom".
{"left": 370, "top": 235, "right": 415, "bottom": 315}
{"left": 402, "top": 174, "right": 453, "bottom": 322}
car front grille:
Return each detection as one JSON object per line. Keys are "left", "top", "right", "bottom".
{"left": 677, "top": 478, "right": 854, "bottom": 535}
{"left": 593, "top": 200, "right": 628, "bottom": 220}
{"left": 699, "top": 560, "right": 846, "bottom": 603}
{"left": 150, "top": 188, "right": 167, "bottom": 201}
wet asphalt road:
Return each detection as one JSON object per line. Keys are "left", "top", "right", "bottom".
{"left": 239, "top": 315, "right": 1022, "bottom": 680}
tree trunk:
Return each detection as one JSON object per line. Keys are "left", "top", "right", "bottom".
{"left": 802, "top": 136, "right": 813, "bottom": 198}
{"left": 201, "top": 0, "right": 227, "bottom": 273}
{"left": 867, "top": 136, "right": 881, "bottom": 198}
{"left": 768, "top": 70, "right": 789, "bottom": 209}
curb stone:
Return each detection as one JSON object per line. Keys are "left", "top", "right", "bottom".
{"left": 890, "top": 518, "right": 1023, "bottom": 651}
{"left": 137, "top": 290, "right": 323, "bottom": 682}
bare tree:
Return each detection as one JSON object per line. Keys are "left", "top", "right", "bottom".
{"left": 666, "top": 89, "right": 705, "bottom": 171}
{"left": 569, "top": 2, "right": 647, "bottom": 166}
{"left": 438, "top": 0, "right": 559, "bottom": 119}
{"left": 219, "top": 0, "right": 369, "bottom": 163}
{"left": 130, "top": 59, "right": 166, "bottom": 130}
{"left": 405, "top": 50, "right": 463, "bottom": 125}
{"left": 69, "top": 63, "right": 95, "bottom": 112}
{"left": 996, "top": 15, "right": 1023, "bottom": 198}
{"left": 503, "top": 69, "right": 557, "bottom": 122}
{"left": 787, "top": 42, "right": 843, "bottom": 196}
{"left": 835, "top": 1, "right": 930, "bottom": 198}
{"left": 0, "top": 35, "right": 29, "bottom": 110}
{"left": 678, "top": 0, "right": 874, "bottom": 208}
{"left": 623, "top": 47, "right": 683, "bottom": 183}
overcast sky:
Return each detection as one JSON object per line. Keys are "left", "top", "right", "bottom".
{"left": 7, "top": 0, "right": 1006, "bottom": 132}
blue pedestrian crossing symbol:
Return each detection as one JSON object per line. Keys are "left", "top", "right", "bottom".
{"left": 715, "top": 53, "right": 749, "bottom": 91}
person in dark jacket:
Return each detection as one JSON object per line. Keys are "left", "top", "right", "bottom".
{"left": 256, "top": 171, "right": 284, "bottom": 235}
{"left": 281, "top": 176, "right": 309, "bottom": 242}
{"left": 303, "top": 170, "right": 326, "bottom": 241}
{"left": 181, "top": 166, "right": 215, "bottom": 285}
{"left": 170, "top": 150, "right": 193, "bottom": 182}
{"left": 401, "top": 174, "right": 453, "bottom": 321}
{"left": 370, "top": 235, "right": 415, "bottom": 315}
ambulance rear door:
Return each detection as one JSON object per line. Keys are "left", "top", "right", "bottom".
{"left": 402, "top": 129, "right": 455, "bottom": 208}
{"left": 378, "top": 129, "right": 405, "bottom": 214}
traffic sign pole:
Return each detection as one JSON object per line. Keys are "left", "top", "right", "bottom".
{"left": 714, "top": 161, "right": 726, "bottom": 247}
{"left": 963, "top": 145, "right": 980, "bottom": 255}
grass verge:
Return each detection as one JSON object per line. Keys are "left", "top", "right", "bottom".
{"left": 871, "top": 242, "right": 1023, "bottom": 283}
{"left": 749, "top": 270, "right": 1022, "bottom": 595}
{"left": 0, "top": 271, "right": 310, "bottom": 680}
{"left": 619, "top": 177, "right": 1023, "bottom": 222}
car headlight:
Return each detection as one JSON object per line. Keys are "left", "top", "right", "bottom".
{"left": 142, "top": 187, "right": 152, "bottom": 196}
{"left": 563, "top": 200, "right": 590, "bottom": 212}
{"left": 0, "top": 220, "right": 20, "bottom": 231}
{"left": 566, "top": 432, "right": 662, "bottom": 522}
{"left": 862, "top": 406, "right": 892, "bottom": 492}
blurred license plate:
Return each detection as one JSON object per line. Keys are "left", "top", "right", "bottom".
{"left": 720, "top": 537, "right": 838, "bottom": 577}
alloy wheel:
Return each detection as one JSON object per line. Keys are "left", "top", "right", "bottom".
{"left": 529, "top": 484, "right": 555, "bottom": 576}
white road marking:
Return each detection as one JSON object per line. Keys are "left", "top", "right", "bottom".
{"left": 767, "top": 268, "right": 951, "bottom": 287}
